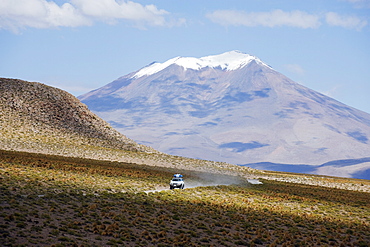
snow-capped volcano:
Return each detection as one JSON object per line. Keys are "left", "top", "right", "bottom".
{"left": 79, "top": 51, "right": 370, "bottom": 179}
{"left": 133, "top": 51, "right": 268, "bottom": 78}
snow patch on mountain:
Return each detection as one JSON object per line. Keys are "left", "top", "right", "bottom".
{"left": 132, "top": 50, "right": 267, "bottom": 78}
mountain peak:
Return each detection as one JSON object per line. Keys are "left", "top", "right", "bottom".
{"left": 80, "top": 52, "right": 370, "bottom": 179}
{"left": 132, "top": 51, "right": 267, "bottom": 78}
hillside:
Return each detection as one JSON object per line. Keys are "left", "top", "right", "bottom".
{"left": 0, "top": 77, "right": 254, "bottom": 175}
{"left": 0, "top": 78, "right": 152, "bottom": 154}
{"left": 1, "top": 150, "right": 369, "bottom": 246}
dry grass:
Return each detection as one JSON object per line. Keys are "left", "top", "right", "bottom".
{"left": 1, "top": 150, "right": 369, "bottom": 246}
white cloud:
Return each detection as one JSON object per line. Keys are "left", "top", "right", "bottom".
{"left": 325, "top": 12, "right": 367, "bottom": 30}
{"left": 0, "top": 0, "right": 90, "bottom": 31}
{"left": 207, "top": 9, "right": 368, "bottom": 31}
{"left": 71, "top": 0, "right": 168, "bottom": 26}
{"left": 206, "top": 9, "right": 321, "bottom": 29}
{"left": 0, "top": 0, "right": 179, "bottom": 32}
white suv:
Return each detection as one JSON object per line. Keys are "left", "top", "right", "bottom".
{"left": 170, "top": 174, "right": 185, "bottom": 189}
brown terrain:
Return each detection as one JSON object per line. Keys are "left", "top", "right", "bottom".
{"left": 0, "top": 78, "right": 149, "bottom": 153}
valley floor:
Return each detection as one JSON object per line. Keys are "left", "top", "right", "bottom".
{"left": 1, "top": 150, "right": 369, "bottom": 246}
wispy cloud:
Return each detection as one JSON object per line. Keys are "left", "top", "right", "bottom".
{"left": 0, "top": 0, "right": 183, "bottom": 32}
{"left": 284, "top": 64, "right": 305, "bottom": 76}
{"left": 207, "top": 9, "right": 367, "bottom": 30}
{"left": 325, "top": 12, "right": 367, "bottom": 30}
{"left": 321, "top": 84, "right": 343, "bottom": 98}
{"left": 343, "top": 0, "right": 370, "bottom": 8}
{"left": 206, "top": 9, "right": 321, "bottom": 29}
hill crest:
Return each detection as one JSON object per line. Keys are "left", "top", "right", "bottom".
{"left": 0, "top": 78, "right": 154, "bottom": 155}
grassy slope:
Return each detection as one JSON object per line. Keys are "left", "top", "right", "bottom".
{"left": 1, "top": 150, "right": 369, "bottom": 246}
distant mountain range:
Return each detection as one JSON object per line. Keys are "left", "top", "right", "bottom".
{"left": 79, "top": 51, "right": 370, "bottom": 179}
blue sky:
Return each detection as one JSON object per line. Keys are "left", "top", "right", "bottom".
{"left": 1, "top": 0, "right": 369, "bottom": 113}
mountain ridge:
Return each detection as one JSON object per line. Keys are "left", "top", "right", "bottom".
{"left": 79, "top": 52, "right": 370, "bottom": 179}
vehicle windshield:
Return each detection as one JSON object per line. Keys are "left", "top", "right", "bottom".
{"left": 172, "top": 178, "right": 183, "bottom": 181}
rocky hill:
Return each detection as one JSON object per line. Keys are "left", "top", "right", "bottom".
{"left": 0, "top": 78, "right": 154, "bottom": 157}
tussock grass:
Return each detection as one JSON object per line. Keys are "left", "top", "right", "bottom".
{"left": 1, "top": 150, "right": 369, "bottom": 246}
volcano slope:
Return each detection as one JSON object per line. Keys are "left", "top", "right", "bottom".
{"left": 1, "top": 150, "right": 369, "bottom": 246}
{"left": 79, "top": 51, "right": 370, "bottom": 179}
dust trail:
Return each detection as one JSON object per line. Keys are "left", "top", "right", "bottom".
{"left": 247, "top": 179, "right": 263, "bottom": 184}
{"left": 185, "top": 171, "right": 247, "bottom": 188}
{"left": 145, "top": 172, "right": 250, "bottom": 193}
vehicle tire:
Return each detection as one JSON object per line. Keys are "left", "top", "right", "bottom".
{"left": 181, "top": 184, "right": 184, "bottom": 189}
